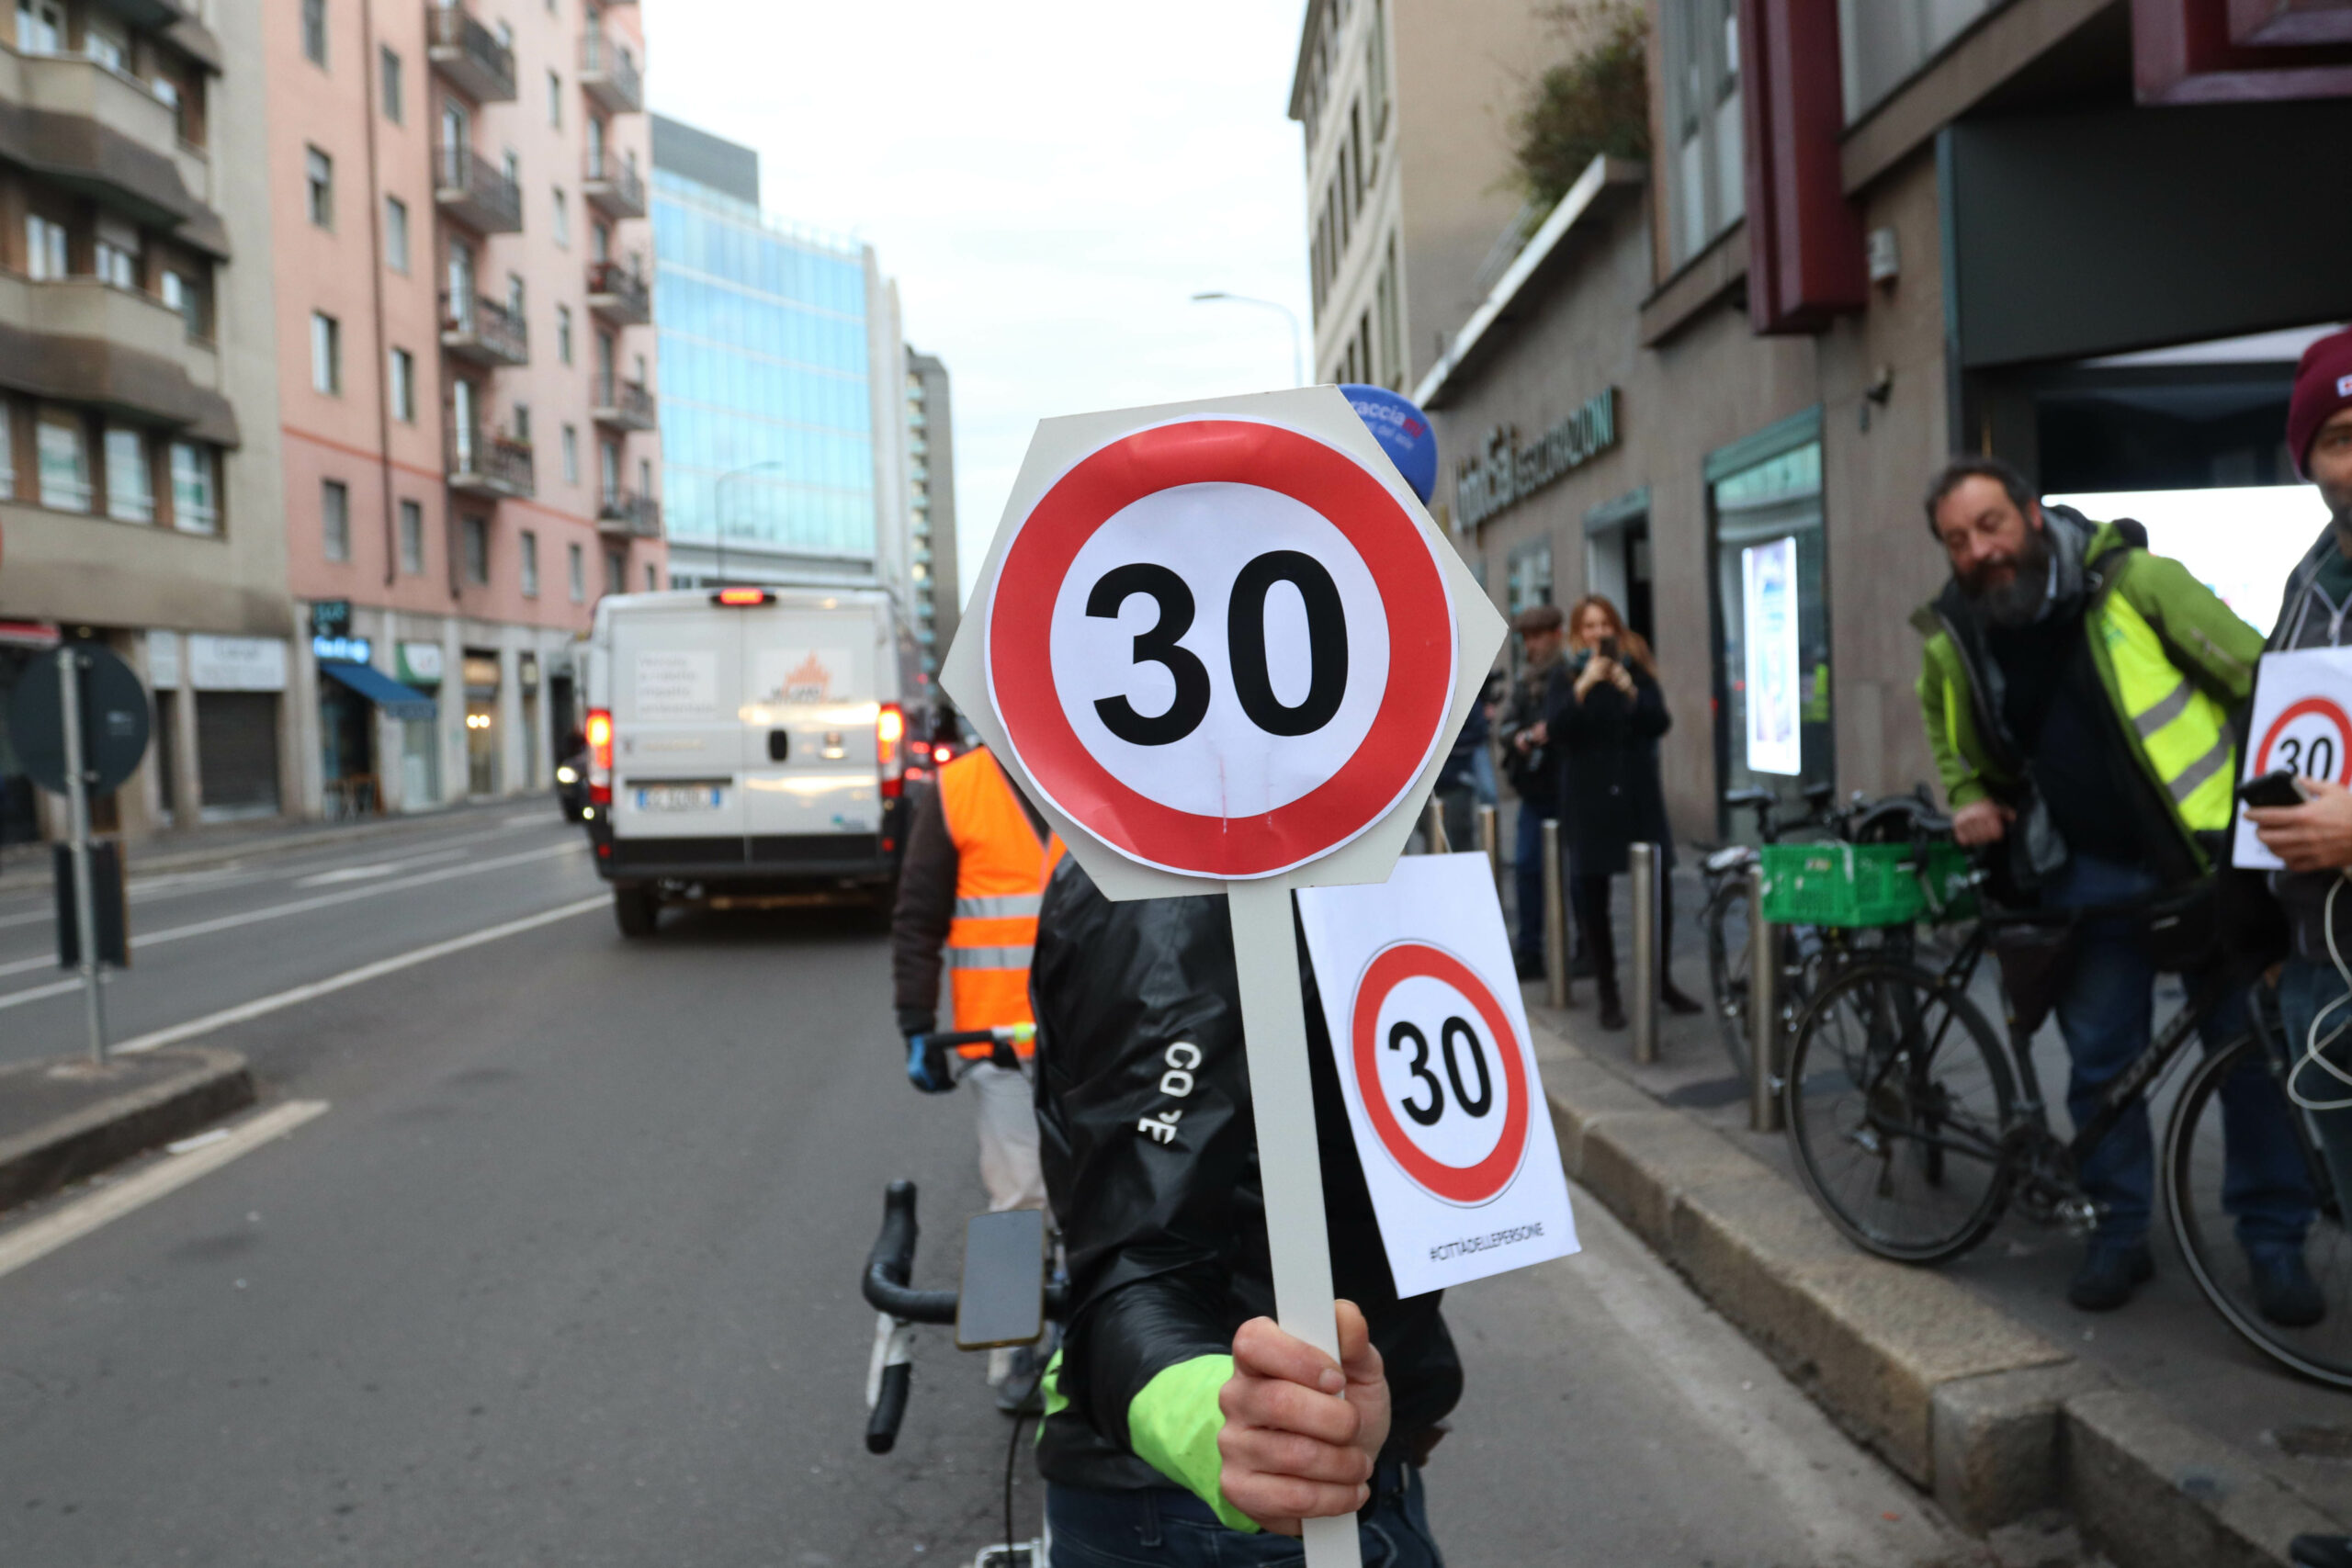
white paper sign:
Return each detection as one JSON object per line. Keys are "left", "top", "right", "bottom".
{"left": 1297, "top": 853, "right": 1578, "bottom": 1297}
{"left": 633, "top": 650, "right": 718, "bottom": 720}
{"left": 2233, "top": 647, "right": 2352, "bottom": 869}
{"left": 1742, "top": 535, "right": 1801, "bottom": 776}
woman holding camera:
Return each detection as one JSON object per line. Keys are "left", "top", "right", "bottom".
{"left": 1543, "top": 594, "right": 1701, "bottom": 1030}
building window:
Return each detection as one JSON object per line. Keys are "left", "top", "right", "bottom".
{"left": 567, "top": 542, "right": 585, "bottom": 603}
{"left": 311, "top": 311, "right": 342, "bottom": 394}
{"left": 385, "top": 195, "right": 410, "bottom": 272}
{"left": 547, "top": 69, "right": 561, "bottom": 127}
{"left": 1839, "top": 0, "right": 2002, "bottom": 122}
{"left": 322, "top": 478, "right": 351, "bottom": 560}
{"left": 552, "top": 186, "right": 569, "bottom": 247}
{"left": 511, "top": 401, "right": 530, "bottom": 444}
{"left": 644, "top": 563, "right": 657, "bottom": 592}
{"left": 502, "top": 148, "right": 521, "bottom": 195}
{"left": 104, "top": 427, "right": 153, "bottom": 523}
{"left": 561, "top": 423, "right": 578, "bottom": 483}
{"left": 605, "top": 549, "right": 623, "bottom": 595}
{"left": 520, "top": 529, "right": 539, "bottom": 596}
{"left": 556, "top": 304, "right": 573, "bottom": 365}
{"left": 506, "top": 272, "right": 526, "bottom": 320}
{"left": 1661, "top": 0, "right": 1744, "bottom": 266}
{"left": 462, "top": 515, "right": 490, "bottom": 583}
{"left": 24, "top": 215, "right": 67, "bottom": 281}
{"left": 301, "top": 0, "right": 326, "bottom": 66}
{"left": 399, "top": 498, "right": 424, "bottom": 573}
{"left": 85, "top": 17, "right": 127, "bottom": 70}
{"left": 16, "top": 0, "right": 62, "bottom": 52}
{"left": 169, "top": 441, "right": 218, "bottom": 533}
{"left": 389, "top": 347, "right": 415, "bottom": 422}
{"left": 592, "top": 220, "right": 610, "bottom": 262}
{"left": 37, "top": 417, "right": 91, "bottom": 512}
{"left": 306, "top": 146, "right": 334, "bottom": 228}
{"left": 95, "top": 240, "right": 136, "bottom": 290}
{"left": 161, "top": 270, "right": 196, "bottom": 334}
{"left": 0, "top": 400, "right": 13, "bottom": 500}
{"left": 380, "top": 45, "right": 402, "bottom": 122}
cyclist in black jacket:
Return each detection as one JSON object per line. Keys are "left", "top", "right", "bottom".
{"left": 1029, "top": 857, "right": 1459, "bottom": 1563}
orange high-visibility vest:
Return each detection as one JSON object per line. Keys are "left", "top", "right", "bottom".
{"left": 939, "top": 749, "right": 1064, "bottom": 1056}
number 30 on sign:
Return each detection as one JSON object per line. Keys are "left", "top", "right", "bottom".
{"left": 2233, "top": 647, "right": 2352, "bottom": 870}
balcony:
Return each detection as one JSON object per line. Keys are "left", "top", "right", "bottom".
{"left": 440, "top": 291, "right": 528, "bottom": 367}
{"left": 427, "top": 1, "right": 517, "bottom": 103}
{"left": 597, "top": 488, "right": 662, "bottom": 538}
{"left": 2, "top": 48, "right": 213, "bottom": 221}
{"left": 592, "top": 378, "right": 656, "bottom": 431}
{"left": 0, "top": 273, "right": 232, "bottom": 438}
{"left": 435, "top": 143, "right": 523, "bottom": 233}
{"left": 446, "top": 423, "right": 534, "bottom": 499}
{"left": 584, "top": 258, "right": 650, "bottom": 325}
{"left": 582, "top": 152, "right": 644, "bottom": 219}
{"left": 578, "top": 31, "right": 641, "bottom": 114}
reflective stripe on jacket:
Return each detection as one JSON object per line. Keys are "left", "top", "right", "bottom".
{"left": 940, "top": 749, "right": 1064, "bottom": 1052}
{"left": 1914, "top": 518, "right": 2260, "bottom": 875}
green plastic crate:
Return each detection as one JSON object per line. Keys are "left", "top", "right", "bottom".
{"left": 1757, "top": 841, "right": 1975, "bottom": 928}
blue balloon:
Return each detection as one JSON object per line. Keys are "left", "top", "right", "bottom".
{"left": 1340, "top": 383, "right": 1439, "bottom": 503}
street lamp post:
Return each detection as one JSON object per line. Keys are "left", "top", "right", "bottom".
{"left": 1191, "top": 290, "right": 1308, "bottom": 388}
{"left": 713, "top": 458, "right": 793, "bottom": 588}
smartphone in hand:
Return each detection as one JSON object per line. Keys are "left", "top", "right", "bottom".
{"left": 2238, "top": 769, "right": 2312, "bottom": 809}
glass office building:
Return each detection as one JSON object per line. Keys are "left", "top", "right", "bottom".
{"left": 650, "top": 164, "right": 876, "bottom": 580}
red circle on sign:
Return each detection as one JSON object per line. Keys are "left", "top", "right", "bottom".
{"left": 986, "top": 417, "right": 1456, "bottom": 879}
{"left": 1350, "top": 941, "right": 1531, "bottom": 1206}
{"left": 2256, "top": 696, "right": 2352, "bottom": 784}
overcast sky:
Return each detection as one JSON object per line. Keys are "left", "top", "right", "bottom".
{"left": 643, "top": 1, "right": 1315, "bottom": 604}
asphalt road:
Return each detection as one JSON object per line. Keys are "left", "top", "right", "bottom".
{"left": 0, "top": 810, "right": 1991, "bottom": 1565}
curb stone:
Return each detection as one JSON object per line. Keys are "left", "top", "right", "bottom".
{"left": 1534, "top": 1013, "right": 2339, "bottom": 1562}
{"left": 0, "top": 1048, "right": 254, "bottom": 1211}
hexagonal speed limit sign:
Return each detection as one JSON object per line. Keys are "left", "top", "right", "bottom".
{"left": 944, "top": 387, "right": 1501, "bottom": 897}
{"left": 943, "top": 388, "right": 1504, "bottom": 1568}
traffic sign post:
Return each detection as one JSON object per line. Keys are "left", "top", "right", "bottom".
{"left": 944, "top": 388, "right": 1504, "bottom": 1567}
{"left": 6, "top": 642, "right": 151, "bottom": 1066}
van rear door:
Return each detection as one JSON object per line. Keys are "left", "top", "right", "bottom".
{"left": 610, "top": 604, "right": 748, "bottom": 844}
{"left": 738, "top": 608, "right": 885, "bottom": 850}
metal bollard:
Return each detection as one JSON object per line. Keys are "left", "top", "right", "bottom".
{"left": 1541, "top": 819, "right": 1570, "bottom": 1009}
{"left": 1748, "top": 865, "right": 1781, "bottom": 1133}
{"left": 1421, "top": 796, "right": 1450, "bottom": 854}
{"left": 1476, "top": 804, "right": 1499, "bottom": 885}
{"left": 1629, "top": 842, "right": 1658, "bottom": 1065}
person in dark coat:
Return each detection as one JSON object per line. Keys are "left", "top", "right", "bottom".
{"left": 1544, "top": 593, "right": 1701, "bottom": 1030}
{"left": 1498, "top": 605, "right": 1566, "bottom": 977}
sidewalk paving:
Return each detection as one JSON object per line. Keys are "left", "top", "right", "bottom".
{"left": 0, "top": 1048, "right": 254, "bottom": 1211}
{"left": 1522, "top": 859, "right": 2352, "bottom": 1565}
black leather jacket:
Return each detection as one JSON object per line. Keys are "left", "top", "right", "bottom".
{"left": 1029, "top": 858, "right": 1463, "bottom": 1495}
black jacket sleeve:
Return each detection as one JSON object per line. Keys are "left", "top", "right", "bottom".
{"left": 888, "top": 781, "right": 956, "bottom": 1030}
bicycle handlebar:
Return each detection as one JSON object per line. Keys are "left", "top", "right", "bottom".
{"left": 863, "top": 1180, "right": 961, "bottom": 1325}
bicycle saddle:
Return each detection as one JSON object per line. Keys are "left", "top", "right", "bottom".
{"left": 1704, "top": 845, "right": 1754, "bottom": 873}
{"left": 1723, "top": 786, "right": 1776, "bottom": 808}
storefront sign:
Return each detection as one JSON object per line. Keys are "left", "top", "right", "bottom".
{"left": 1454, "top": 388, "right": 1619, "bottom": 530}
{"left": 186, "top": 635, "right": 288, "bottom": 693}
{"left": 312, "top": 636, "right": 372, "bottom": 663}
{"left": 396, "top": 642, "right": 445, "bottom": 686}
{"left": 1742, "top": 536, "right": 1803, "bottom": 776}
{"left": 310, "top": 601, "right": 352, "bottom": 639}
{"left": 462, "top": 654, "right": 503, "bottom": 698}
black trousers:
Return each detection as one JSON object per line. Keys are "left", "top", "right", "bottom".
{"left": 1572, "top": 870, "right": 1675, "bottom": 987}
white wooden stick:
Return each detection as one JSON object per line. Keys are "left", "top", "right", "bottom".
{"left": 1227, "top": 876, "right": 1361, "bottom": 1568}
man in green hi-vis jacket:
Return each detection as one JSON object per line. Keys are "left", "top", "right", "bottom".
{"left": 1916, "top": 455, "right": 2318, "bottom": 1320}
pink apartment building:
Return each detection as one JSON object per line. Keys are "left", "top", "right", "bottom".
{"left": 264, "top": 0, "right": 659, "bottom": 814}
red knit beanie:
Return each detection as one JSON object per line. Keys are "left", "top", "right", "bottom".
{"left": 2290, "top": 325, "right": 2352, "bottom": 479}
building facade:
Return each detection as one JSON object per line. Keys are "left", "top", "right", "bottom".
{"left": 647, "top": 114, "right": 918, "bottom": 633}
{"left": 263, "top": 0, "right": 661, "bottom": 818}
{"left": 1288, "top": 0, "right": 1550, "bottom": 391}
{"left": 903, "top": 346, "right": 956, "bottom": 682}
{"left": 0, "top": 0, "right": 291, "bottom": 841}
{"left": 1412, "top": 0, "right": 2352, "bottom": 840}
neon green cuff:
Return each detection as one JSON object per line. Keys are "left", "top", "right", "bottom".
{"left": 1126, "top": 1354, "right": 1259, "bottom": 1534}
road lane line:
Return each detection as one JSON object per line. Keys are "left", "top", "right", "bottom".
{"left": 0, "top": 978, "right": 84, "bottom": 1014}
{"left": 0, "top": 842, "right": 586, "bottom": 981}
{"left": 0, "top": 1100, "right": 331, "bottom": 1283}
{"left": 112, "top": 895, "right": 610, "bottom": 1055}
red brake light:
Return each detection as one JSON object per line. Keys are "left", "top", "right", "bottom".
{"left": 933, "top": 743, "right": 952, "bottom": 764}
{"left": 878, "top": 703, "right": 905, "bottom": 797}
{"left": 714, "top": 587, "right": 770, "bottom": 606}
{"left": 585, "top": 708, "right": 614, "bottom": 803}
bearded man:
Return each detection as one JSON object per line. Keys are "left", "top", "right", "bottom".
{"left": 1916, "top": 457, "right": 2320, "bottom": 1319}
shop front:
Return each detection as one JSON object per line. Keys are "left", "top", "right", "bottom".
{"left": 152, "top": 633, "right": 291, "bottom": 824}
{"left": 394, "top": 641, "right": 446, "bottom": 810}
{"left": 462, "top": 651, "right": 503, "bottom": 797}
{"left": 309, "top": 604, "right": 436, "bottom": 820}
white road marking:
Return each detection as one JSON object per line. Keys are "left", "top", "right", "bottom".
{"left": 0, "top": 842, "right": 585, "bottom": 982}
{"left": 112, "top": 895, "right": 609, "bottom": 1055}
{"left": 0, "top": 1100, "right": 330, "bottom": 1283}
{"left": 0, "top": 978, "right": 84, "bottom": 1013}
{"left": 292, "top": 850, "right": 467, "bottom": 886}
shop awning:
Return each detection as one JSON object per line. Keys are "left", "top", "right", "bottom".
{"left": 320, "top": 660, "right": 435, "bottom": 721}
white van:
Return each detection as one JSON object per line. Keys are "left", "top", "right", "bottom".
{"left": 582, "top": 587, "right": 920, "bottom": 934}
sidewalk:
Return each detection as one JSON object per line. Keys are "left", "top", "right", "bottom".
{"left": 1526, "top": 861, "right": 2352, "bottom": 1566}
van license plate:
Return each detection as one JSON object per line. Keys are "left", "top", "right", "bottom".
{"left": 636, "top": 785, "right": 723, "bottom": 812}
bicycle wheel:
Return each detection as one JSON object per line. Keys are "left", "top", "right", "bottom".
{"left": 1783, "top": 960, "right": 2018, "bottom": 1264}
{"left": 1702, "top": 881, "right": 1754, "bottom": 1080}
{"left": 2165, "top": 1034, "right": 2352, "bottom": 1390}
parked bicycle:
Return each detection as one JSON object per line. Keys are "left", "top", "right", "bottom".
{"left": 1780, "top": 834, "right": 2352, "bottom": 1388}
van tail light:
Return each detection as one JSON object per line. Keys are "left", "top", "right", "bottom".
{"left": 878, "top": 703, "right": 906, "bottom": 799}
{"left": 586, "top": 708, "right": 614, "bottom": 805}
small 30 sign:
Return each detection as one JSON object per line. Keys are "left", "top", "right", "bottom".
{"left": 2235, "top": 647, "right": 2352, "bottom": 870}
